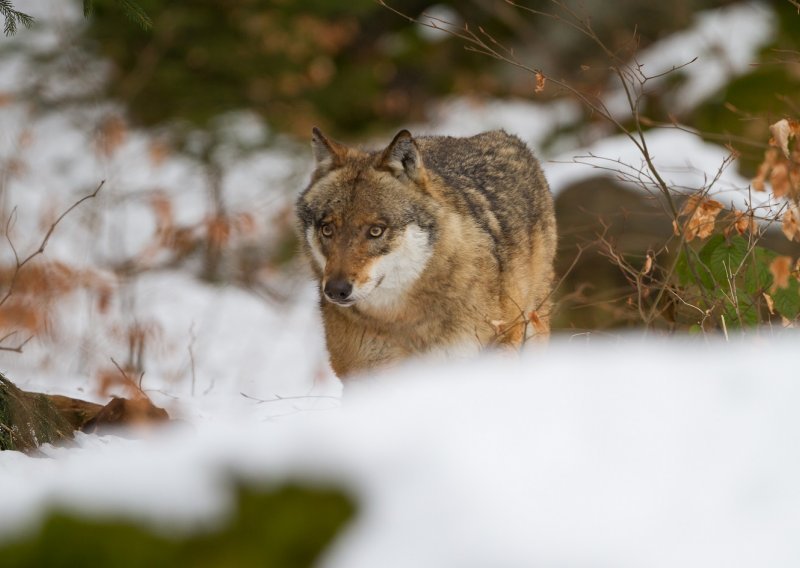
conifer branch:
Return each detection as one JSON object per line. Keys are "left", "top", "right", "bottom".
{"left": 0, "top": 0, "right": 34, "bottom": 36}
{"left": 83, "top": 0, "right": 152, "bottom": 31}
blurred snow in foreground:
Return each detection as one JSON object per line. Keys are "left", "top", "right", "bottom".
{"left": 3, "top": 337, "right": 800, "bottom": 568}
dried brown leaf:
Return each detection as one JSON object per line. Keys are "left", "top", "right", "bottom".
{"left": 489, "top": 319, "right": 506, "bottom": 335}
{"left": 679, "top": 194, "right": 723, "bottom": 241}
{"left": 769, "top": 162, "right": 791, "bottom": 198}
{"left": 752, "top": 147, "right": 780, "bottom": 192}
{"left": 95, "top": 115, "right": 128, "bottom": 157}
{"left": 148, "top": 139, "right": 170, "bottom": 167}
{"left": 770, "top": 118, "right": 793, "bottom": 158}
{"left": 763, "top": 292, "right": 775, "bottom": 315}
{"left": 727, "top": 209, "right": 756, "bottom": 237}
{"left": 527, "top": 311, "right": 549, "bottom": 335}
{"left": 782, "top": 208, "right": 800, "bottom": 242}
{"left": 534, "top": 72, "right": 546, "bottom": 93}
{"left": 641, "top": 253, "right": 653, "bottom": 276}
{"left": 770, "top": 256, "right": 793, "bottom": 291}
{"left": 206, "top": 216, "right": 231, "bottom": 249}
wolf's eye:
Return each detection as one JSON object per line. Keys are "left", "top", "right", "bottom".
{"left": 368, "top": 226, "right": 385, "bottom": 238}
{"left": 320, "top": 223, "right": 333, "bottom": 237}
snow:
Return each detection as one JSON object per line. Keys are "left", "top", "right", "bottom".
{"left": 604, "top": 1, "right": 775, "bottom": 118}
{"left": 4, "top": 338, "right": 800, "bottom": 568}
{"left": 642, "top": 1, "right": 774, "bottom": 112}
{"left": 545, "top": 127, "right": 779, "bottom": 214}
{"left": 1, "top": 1, "right": 797, "bottom": 566}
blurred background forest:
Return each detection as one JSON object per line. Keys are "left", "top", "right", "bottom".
{"left": 0, "top": 0, "right": 799, "bottom": 383}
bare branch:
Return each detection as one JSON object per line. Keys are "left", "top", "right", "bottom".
{"left": 1, "top": 180, "right": 105, "bottom": 309}
{"left": 0, "top": 180, "right": 105, "bottom": 353}
{"left": 110, "top": 356, "right": 147, "bottom": 397}
{"left": 0, "top": 332, "right": 32, "bottom": 353}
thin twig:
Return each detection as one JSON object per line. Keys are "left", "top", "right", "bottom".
{"left": 0, "top": 180, "right": 105, "bottom": 352}
{"left": 0, "top": 180, "right": 105, "bottom": 309}
{"left": 240, "top": 392, "right": 341, "bottom": 404}
{"left": 110, "top": 356, "right": 147, "bottom": 397}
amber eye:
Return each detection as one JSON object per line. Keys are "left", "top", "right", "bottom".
{"left": 368, "top": 226, "right": 385, "bottom": 238}
{"left": 320, "top": 223, "right": 333, "bottom": 237}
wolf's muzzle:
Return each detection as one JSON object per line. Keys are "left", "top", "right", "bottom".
{"left": 323, "top": 278, "right": 353, "bottom": 304}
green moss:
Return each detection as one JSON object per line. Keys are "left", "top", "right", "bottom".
{"left": 0, "top": 483, "right": 355, "bottom": 568}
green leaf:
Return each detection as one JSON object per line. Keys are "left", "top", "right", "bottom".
{"left": 742, "top": 246, "right": 776, "bottom": 295}
{"left": 721, "top": 291, "right": 760, "bottom": 328}
{"left": 707, "top": 235, "right": 748, "bottom": 290}
{"left": 674, "top": 249, "right": 691, "bottom": 287}
{"left": 772, "top": 279, "right": 800, "bottom": 320}
{"left": 677, "top": 234, "right": 724, "bottom": 290}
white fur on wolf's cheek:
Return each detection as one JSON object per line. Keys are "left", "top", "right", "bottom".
{"left": 305, "top": 226, "right": 326, "bottom": 271}
{"left": 352, "top": 224, "right": 433, "bottom": 310}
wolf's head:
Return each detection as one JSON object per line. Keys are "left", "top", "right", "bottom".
{"left": 296, "top": 128, "right": 438, "bottom": 310}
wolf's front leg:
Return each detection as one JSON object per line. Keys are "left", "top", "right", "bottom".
{"left": 324, "top": 321, "right": 409, "bottom": 379}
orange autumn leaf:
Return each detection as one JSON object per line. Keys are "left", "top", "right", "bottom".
{"left": 783, "top": 208, "right": 800, "bottom": 242}
{"left": 527, "top": 311, "right": 549, "bottom": 335}
{"left": 641, "top": 253, "right": 653, "bottom": 276}
{"left": 206, "top": 216, "right": 231, "bottom": 248}
{"left": 751, "top": 146, "right": 779, "bottom": 192}
{"left": 678, "top": 194, "right": 723, "bottom": 241}
{"left": 725, "top": 209, "right": 757, "bottom": 237}
{"left": 489, "top": 319, "right": 507, "bottom": 335}
{"left": 534, "top": 72, "right": 546, "bottom": 93}
{"left": 148, "top": 138, "right": 171, "bottom": 167}
{"left": 769, "top": 162, "right": 791, "bottom": 198}
{"left": 95, "top": 115, "right": 128, "bottom": 157}
{"left": 769, "top": 256, "right": 793, "bottom": 291}
{"left": 754, "top": 120, "right": 800, "bottom": 200}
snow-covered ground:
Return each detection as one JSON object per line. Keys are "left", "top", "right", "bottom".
{"left": 1, "top": 1, "right": 796, "bottom": 566}
{"left": 4, "top": 338, "right": 800, "bottom": 568}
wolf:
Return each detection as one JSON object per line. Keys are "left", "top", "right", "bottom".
{"left": 296, "top": 128, "right": 557, "bottom": 378}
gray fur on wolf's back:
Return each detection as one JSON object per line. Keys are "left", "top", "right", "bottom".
{"left": 411, "top": 130, "right": 553, "bottom": 272}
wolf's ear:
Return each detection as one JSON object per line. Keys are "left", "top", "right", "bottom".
{"left": 378, "top": 130, "right": 422, "bottom": 182}
{"left": 311, "top": 127, "right": 347, "bottom": 172}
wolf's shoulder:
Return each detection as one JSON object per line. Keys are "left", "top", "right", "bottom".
{"left": 414, "top": 130, "right": 536, "bottom": 173}
{"left": 415, "top": 129, "right": 528, "bottom": 154}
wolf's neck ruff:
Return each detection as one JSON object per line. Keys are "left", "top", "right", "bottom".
{"left": 297, "top": 128, "right": 557, "bottom": 378}
{"left": 354, "top": 223, "right": 433, "bottom": 313}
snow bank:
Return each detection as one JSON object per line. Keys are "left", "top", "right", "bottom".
{"left": 617, "top": 1, "right": 774, "bottom": 115}
{"left": 3, "top": 337, "right": 800, "bottom": 568}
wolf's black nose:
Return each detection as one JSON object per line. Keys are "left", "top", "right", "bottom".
{"left": 324, "top": 279, "right": 353, "bottom": 302}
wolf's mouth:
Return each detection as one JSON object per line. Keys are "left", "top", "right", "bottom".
{"left": 327, "top": 297, "right": 356, "bottom": 307}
